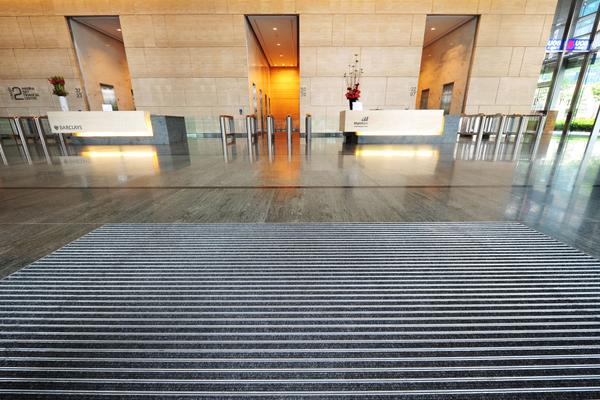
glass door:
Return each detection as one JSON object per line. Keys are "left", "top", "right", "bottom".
{"left": 549, "top": 54, "right": 587, "bottom": 130}
{"left": 571, "top": 53, "right": 600, "bottom": 135}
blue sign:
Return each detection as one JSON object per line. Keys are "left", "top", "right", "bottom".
{"left": 546, "top": 38, "right": 563, "bottom": 52}
{"left": 566, "top": 38, "right": 590, "bottom": 52}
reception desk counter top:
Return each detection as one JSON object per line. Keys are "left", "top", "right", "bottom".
{"left": 47, "top": 111, "right": 187, "bottom": 146}
{"left": 339, "top": 109, "right": 457, "bottom": 144}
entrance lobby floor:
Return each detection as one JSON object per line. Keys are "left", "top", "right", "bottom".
{"left": 2, "top": 222, "right": 599, "bottom": 399}
{"left": 0, "top": 134, "right": 599, "bottom": 277}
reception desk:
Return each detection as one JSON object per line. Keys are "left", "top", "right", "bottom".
{"left": 47, "top": 111, "right": 187, "bottom": 146}
{"left": 339, "top": 109, "right": 458, "bottom": 144}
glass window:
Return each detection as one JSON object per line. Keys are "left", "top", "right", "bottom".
{"left": 573, "top": 54, "right": 600, "bottom": 121}
{"left": 573, "top": 13, "right": 595, "bottom": 37}
{"left": 551, "top": 55, "right": 585, "bottom": 123}
{"left": 538, "top": 60, "right": 557, "bottom": 84}
{"left": 580, "top": 0, "right": 600, "bottom": 17}
{"left": 533, "top": 86, "right": 550, "bottom": 111}
{"left": 549, "top": 0, "right": 575, "bottom": 40}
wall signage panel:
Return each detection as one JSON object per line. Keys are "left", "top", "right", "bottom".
{"left": 7, "top": 86, "right": 40, "bottom": 101}
{"left": 566, "top": 38, "right": 590, "bottom": 52}
{"left": 546, "top": 39, "right": 563, "bottom": 52}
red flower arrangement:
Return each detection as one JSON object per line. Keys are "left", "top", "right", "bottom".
{"left": 345, "top": 83, "right": 361, "bottom": 100}
{"left": 48, "top": 76, "right": 68, "bottom": 97}
{"left": 344, "top": 54, "right": 363, "bottom": 108}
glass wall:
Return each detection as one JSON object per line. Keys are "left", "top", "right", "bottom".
{"left": 534, "top": 0, "right": 600, "bottom": 135}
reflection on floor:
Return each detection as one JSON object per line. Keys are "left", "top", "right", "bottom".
{"left": 0, "top": 132, "right": 598, "bottom": 276}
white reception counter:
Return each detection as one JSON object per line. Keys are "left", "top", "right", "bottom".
{"left": 46, "top": 111, "right": 187, "bottom": 146}
{"left": 339, "top": 109, "right": 456, "bottom": 144}
{"left": 48, "top": 111, "right": 153, "bottom": 137}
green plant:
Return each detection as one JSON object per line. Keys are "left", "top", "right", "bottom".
{"left": 554, "top": 118, "right": 595, "bottom": 132}
{"left": 592, "top": 83, "right": 600, "bottom": 102}
{"left": 48, "top": 76, "right": 68, "bottom": 97}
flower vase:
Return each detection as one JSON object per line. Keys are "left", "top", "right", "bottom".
{"left": 58, "top": 96, "right": 69, "bottom": 111}
{"left": 349, "top": 99, "right": 356, "bottom": 110}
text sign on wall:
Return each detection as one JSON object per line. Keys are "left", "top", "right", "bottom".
{"left": 566, "top": 38, "right": 590, "bottom": 52}
{"left": 7, "top": 86, "right": 40, "bottom": 101}
{"left": 546, "top": 39, "right": 563, "bottom": 52}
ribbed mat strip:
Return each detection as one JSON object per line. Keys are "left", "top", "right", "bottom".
{"left": 1, "top": 222, "right": 599, "bottom": 399}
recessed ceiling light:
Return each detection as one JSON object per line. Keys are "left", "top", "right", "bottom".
{"left": 276, "top": 43, "right": 281, "bottom": 46}
{"left": 430, "top": 27, "right": 436, "bottom": 31}
{"left": 279, "top": 54, "right": 283, "bottom": 57}
{"left": 116, "top": 28, "right": 121, "bottom": 32}
{"left": 273, "top": 27, "right": 278, "bottom": 31}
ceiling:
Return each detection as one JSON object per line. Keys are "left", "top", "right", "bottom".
{"left": 71, "top": 16, "right": 123, "bottom": 42}
{"left": 423, "top": 15, "right": 475, "bottom": 47}
{"left": 248, "top": 15, "right": 298, "bottom": 67}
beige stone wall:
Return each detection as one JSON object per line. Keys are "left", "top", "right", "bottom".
{"left": 299, "top": 0, "right": 557, "bottom": 130}
{"left": 122, "top": 13, "right": 249, "bottom": 134}
{"left": 417, "top": 18, "right": 477, "bottom": 115}
{"left": 0, "top": 0, "right": 557, "bottom": 132}
{"left": 0, "top": 13, "right": 86, "bottom": 115}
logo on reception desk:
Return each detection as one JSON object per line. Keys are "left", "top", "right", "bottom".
{"left": 353, "top": 116, "right": 369, "bottom": 128}
{"left": 54, "top": 124, "right": 83, "bottom": 131}
{"left": 566, "top": 38, "right": 590, "bottom": 52}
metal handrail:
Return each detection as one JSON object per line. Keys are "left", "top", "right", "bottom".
{"left": 458, "top": 114, "right": 483, "bottom": 136}
{"left": 17, "top": 116, "right": 53, "bottom": 163}
{"left": 38, "top": 116, "right": 69, "bottom": 156}
{"left": 286, "top": 115, "right": 292, "bottom": 155}
{"left": 245, "top": 114, "right": 258, "bottom": 144}
{"left": 305, "top": 114, "right": 312, "bottom": 141}
{"left": 9, "top": 117, "right": 32, "bottom": 164}
{"left": 245, "top": 114, "right": 258, "bottom": 160}
{"left": 461, "top": 112, "right": 548, "bottom": 161}
{"left": 0, "top": 117, "right": 15, "bottom": 166}
{"left": 266, "top": 115, "right": 274, "bottom": 160}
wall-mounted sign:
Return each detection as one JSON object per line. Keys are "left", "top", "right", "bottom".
{"left": 566, "top": 38, "right": 590, "bottom": 52}
{"left": 546, "top": 38, "right": 563, "bottom": 52}
{"left": 300, "top": 86, "right": 307, "bottom": 97}
{"left": 409, "top": 86, "right": 417, "bottom": 97}
{"left": 7, "top": 86, "right": 40, "bottom": 101}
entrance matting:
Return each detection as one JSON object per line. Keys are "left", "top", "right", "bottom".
{"left": 1, "top": 222, "right": 600, "bottom": 399}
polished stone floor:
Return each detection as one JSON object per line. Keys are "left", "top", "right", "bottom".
{"left": 0, "top": 132, "right": 598, "bottom": 277}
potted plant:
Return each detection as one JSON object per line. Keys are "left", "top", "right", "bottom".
{"left": 48, "top": 76, "right": 69, "bottom": 111}
{"left": 344, "top": 54, "right": 363, "bottom": 110}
